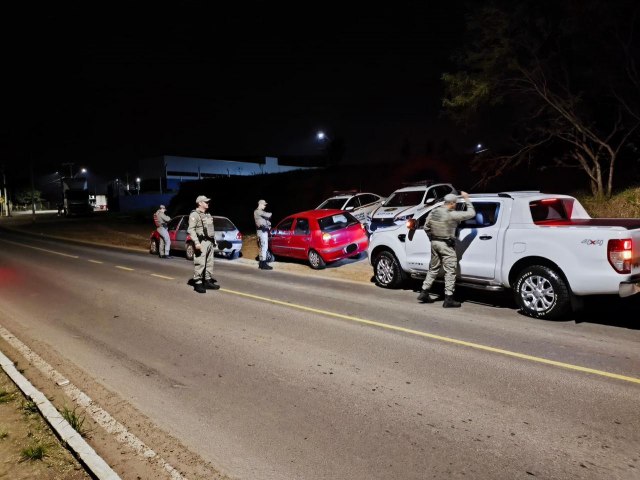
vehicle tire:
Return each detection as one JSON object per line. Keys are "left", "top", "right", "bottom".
{"left": 513, "top": 265, "right": 572, "bottom": 320}
{"left": 373, "top": 250, "right": 406, "bottom": 288}
{"left": 308, "top": 249, "right": 326, "bottom": 270}
{"left": 149, "top": 239, "right": 159, "bottom": 255}
{"left": 266, "top": 250, "right": 275, "bottom": 263}
{"left": 185, "top": 242, "right": 195, "bottom": 261}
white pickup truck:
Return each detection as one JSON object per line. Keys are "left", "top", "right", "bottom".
{"left": 368, "top": 192, "right": 640, "bottom": 319}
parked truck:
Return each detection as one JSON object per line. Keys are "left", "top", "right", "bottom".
{"left": 368, "top": 191, "right": 640, "bottom": 319}
{"left": 60, "top": 178, "right": 92, "bottom": 216}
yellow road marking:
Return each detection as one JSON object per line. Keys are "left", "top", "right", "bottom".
{"left": 87, "top": 259, "right": 103, "bottom": 264}
{"left": 151, "top": 273, "right": 174, "bottom": 280}
{"left": 115, "top": 266, "right": 134, "bottom": 271}
{"left": 222, "top": 288, "right": 640, "bottom": 385}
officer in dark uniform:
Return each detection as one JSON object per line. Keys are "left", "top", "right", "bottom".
{"left": 187, "top": 195, "right": 220, "bottom": 293}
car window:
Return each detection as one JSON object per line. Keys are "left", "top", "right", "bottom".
{"left": 382, "top": 190, "right": 425, "bottom": 207}
{"left": 460, "top": 202, "right": 501, "bottom": 228}
{"left": 345, "top": 196, "right": 361, "bottom": 209}
{"left": 529, "top": 199, "right": 568, "bottom": 223}
{"left": 275, "top": 218, "right": 294, "bottom": 232}
{"left": 213, "top": 217, "right": 236, "bottom": 231}
{"left": 318, "top": 198, "right": 347, "bottom": 210}
{"left": 318, "top": 212, "right": 359, "bottom": 232}
{"left": 359, "top": 194, "right": 379, "bottom": 205}
{"left": 293, "top": 218, "right": 310, "bottom": 235}
{"left": 167, "top": 217, "right": 182, "bottom": 230}
{"left": 178, "top": 217, "right": 189, "bottom": 230}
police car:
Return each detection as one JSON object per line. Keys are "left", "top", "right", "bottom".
{"left": 315, "top": 191, "right": 385, "bottom": 225}
{"left": 368, "top": 182, "right": 457, "bottom": 232}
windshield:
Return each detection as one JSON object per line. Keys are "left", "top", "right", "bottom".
{"left": 318, "top": 212, "right": 359, "bottom": 232}
{"left": 213, "top": 217, "right": 236, "bottom": 231}
{"left": 317, "top": 198, "right": 347, "bottom": 210}
{"left": 382, "top": 190, "right": 425, "bottom": 207}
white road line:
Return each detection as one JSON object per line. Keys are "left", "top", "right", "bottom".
{"left": 151, "top": 274, "right": 174, "bottom": 280}
{"left": 1, "top": 239, "right": 79, "bottom": 258}
{"left": 88, "top": 259, "right": 104, "bottom": 264}
{"left": 0, "top": 325, "right": 187, "bottom": 480}
{"left": 115, "top": 265, "right": 134, "bottom": 271}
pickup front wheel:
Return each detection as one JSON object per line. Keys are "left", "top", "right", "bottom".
{"left": 373, "top": 251, "right": 406, "bottom": 288}
{"left": 513, "top": 266, "right": 571, "bottom": 320}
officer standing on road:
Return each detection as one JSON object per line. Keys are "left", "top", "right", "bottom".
{"left": 187, "top": 195, "right": 220, "bottom": 293}
{"left": 254, "top": 199, "right": 273, "bottom": 270}
{"left": 418, "top": 191, "right": 475, "bottom": 308}
{"left": 153, "top": 204, "right": 172, "bottom": 259}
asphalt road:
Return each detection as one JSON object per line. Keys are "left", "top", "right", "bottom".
{"left": 0, "top": 231, "right": 639, "bottom": 479}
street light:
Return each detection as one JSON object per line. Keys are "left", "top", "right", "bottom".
{"left": 316, "top": 131, "right": 329, "bottom": 141}
{"left": 136, "top": 177, "right": 141, "bottom": 195}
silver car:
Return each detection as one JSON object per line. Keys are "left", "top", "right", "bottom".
{"left": 315, "top": 191, "right": 385, "bottom": 225}
{"left": 149, "top": 214, "right": 243, "bottom": 260}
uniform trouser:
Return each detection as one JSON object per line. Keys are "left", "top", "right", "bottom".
{"left": 193, "top": 239, "right": 214, "bottom": 282}
{"left": 421, "top": 241, "right": 458, "bottom": 296}
{"left": 157, "top": 227, "right": 171, "bottom": 255}
{"left": 257, "top": 230, "right": 269, "bottom": 261}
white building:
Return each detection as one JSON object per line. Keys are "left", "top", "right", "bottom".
{"left": 139, "top": 155, "right": 318, "bottom": 191}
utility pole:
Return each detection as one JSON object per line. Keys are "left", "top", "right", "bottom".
{"left": 1, "top": 165, "right": 8, "bottom": 217}
{"left": 62, "top": 162, "right": 74, "bottom": 178}
{"left": 30, "top": 160, "right": 36, "bottom": 221}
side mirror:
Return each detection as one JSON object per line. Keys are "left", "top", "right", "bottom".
{"left": 425, "top": 198, "right": 435, "bottom": 205}
{"left": 406, "top": 218, "right": 417, "bottom": 230}
{"left": 345, "top": 206, "right": 354, "bottom": 211}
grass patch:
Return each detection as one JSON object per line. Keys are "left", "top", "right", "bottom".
{"left": 0, "top": 387, "right": 15, "bottom": 403}
{"left": 0, "top": 427, "right": 9, "bottom": 439}
{"left": 61, "top": 405, "right": 87, "bottom": 436}
{"left": 20, "top": 442, "right": 48, "bottom": 461}
{"left": 576, "top": 186, "right": 640, "bottom": 218}
{"left": 21, "top": 399, "right": 39, "bottom": 414}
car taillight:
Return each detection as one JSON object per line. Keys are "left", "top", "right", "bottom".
{"left": 322, "top": 233, "right": 332, "bottom": 243}
{"left": 236, "top": 232, "right": 242, "bottom": 240}
{"left": 608, "top": 239, "right": 632, "bottom": 274}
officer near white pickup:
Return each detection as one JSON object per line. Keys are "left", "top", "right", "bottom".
{"left": 254, "top": 199, "right": 273, "bottom": 270}
{"left": 153, "top": 204, "right": 172, "bottom": 259}
{"left": 187, "top": 195, "right": 220, "bottom": 293}
{"left": 418, "top": 191, "right": 475, "bottom": 308}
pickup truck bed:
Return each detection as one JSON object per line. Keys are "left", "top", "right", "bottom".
{"left": 536, "top": 219, "right": 640, "bottom": 229}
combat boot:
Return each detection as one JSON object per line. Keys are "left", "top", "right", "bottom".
{"left": 442, "top": 295, "right": 461, "bottom": 308}
{"left": 193, "top": 282, "right": 206, "bottom": 293}
{"left": 204, "top": 279, "right": 220, "bottom": 290}
{"left": 417, "top": 289, "right": 434, "bottom": 303}
{"left": 259, "top": 261, "right": 273, "bottom": 270}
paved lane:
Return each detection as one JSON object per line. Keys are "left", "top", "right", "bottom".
{"left": 1, "top": 233, "right": 638, "bottom": 479}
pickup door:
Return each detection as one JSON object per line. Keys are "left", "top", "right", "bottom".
{"left": 456, "top": 200, "right": 503, "bottom": 280}
{"left": 405, "top": 200, "right": 503, "bottom": 280}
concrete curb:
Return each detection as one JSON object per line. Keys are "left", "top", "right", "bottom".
{"left": 0, "top": 347, "right": 122, "bottom": 480}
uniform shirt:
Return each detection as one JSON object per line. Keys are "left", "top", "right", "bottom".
{"left": 425, "top": 200, "right": 475, "bottom": 239}
{"left": 187, "top": 209, "right": 215, "bottom": 246}
{"left": 254, "top": 209, "right": 272, "bottom": 229}
{"left": 154, "top": 210, "right": 171, "bottom": 227}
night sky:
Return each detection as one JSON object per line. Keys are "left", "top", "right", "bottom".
{"left": 2, "top": 2, "right": 472, "bottom": 183}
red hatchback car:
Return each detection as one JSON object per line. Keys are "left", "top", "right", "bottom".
{"left": 269, "top": 209, "right": 369, "bottom": 269}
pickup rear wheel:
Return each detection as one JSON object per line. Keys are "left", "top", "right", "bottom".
{"left": 373, "top": 251, "right": 406, "bottom": 288}
{"left": 513, "top": 266, "right": 571, "bottom": 320}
